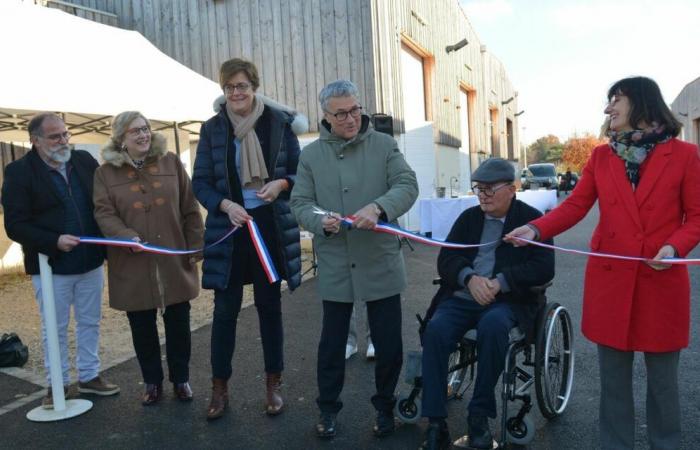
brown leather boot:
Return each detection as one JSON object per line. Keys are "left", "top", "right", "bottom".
{"left": 265, "top": 372, "right": 284, "bottom": 416}
{"left": 206, "top": 378, "right": 228, "bottom": 421}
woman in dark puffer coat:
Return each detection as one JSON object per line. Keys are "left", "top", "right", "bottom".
{"left": 192, "top": 58, "right": 305, "bottom": 421}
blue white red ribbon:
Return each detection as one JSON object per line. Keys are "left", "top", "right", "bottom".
{"left": 312, "top": 206, "right": 498, "bottom": 249}
{"left": 311, "top": 206, "right": 700, "bottom": 265}
{"left": 245, "top": 219, "right": 280, "bottom": 283}
{"left": 79, "top": 219, "right": 281, "bottom": 283}
{"left": 511, "top": 237, "right": 700, "bottom": 266}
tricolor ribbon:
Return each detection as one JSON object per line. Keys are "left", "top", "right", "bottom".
{"left": 245, "top": 219, "right": 280, "bottom": 283}
{"left": 311, "top": 206, "right": 700, "bottom": 265}
{"left": 79, "top": 219, "right": 280, "bottom": 284}
{"left": 312, "top": 206, "right": 498, "bottom": 249}
{"left": 511, "top": 237, "right": 700, "bottom": 266}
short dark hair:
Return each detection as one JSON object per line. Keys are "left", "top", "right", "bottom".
{"left": 219, "top": 58, "right": 260, "bottom": 91}
{"left": 607, "top": 76, "right": 682, "bottom": 137}
{"left": 27, "top": 112, "right": 62, "bottom": 138}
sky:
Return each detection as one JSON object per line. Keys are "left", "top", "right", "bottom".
{"left": 459, "top": 0, "right": 700, "bottom": 144}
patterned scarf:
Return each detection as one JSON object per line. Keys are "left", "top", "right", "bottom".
{"left": 607, "top": 123, "right": 671, "bottom": 189}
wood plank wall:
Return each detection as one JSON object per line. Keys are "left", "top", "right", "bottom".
{"left": 370, "top": 0, "right": 519, "bottom": 154}
{"left": 64, "top": 0, "right": 377, "bottom": 133}
{"left": 51, "top": 0, "right": 519, "bottom": 155}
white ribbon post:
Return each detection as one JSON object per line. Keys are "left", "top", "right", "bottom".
{"left": 26, "top": 254, "right": 92, "bottom": 422}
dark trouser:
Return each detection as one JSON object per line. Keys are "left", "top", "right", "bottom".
{"left": 126, "top": 301, "right": 191, "bottom": 385}
{"left": 598, "top": 345, "right": 680, "bottom": 450}
{"left": 421, "top": 296, "right": 516, "bottom": 419}
{"left": 211, "top": 205, "right": 283, "bottom": 379}
{"left": 317, "top": 295, "right": 403, "bottom": 414}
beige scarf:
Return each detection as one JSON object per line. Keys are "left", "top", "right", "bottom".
{"left": 226, "top": 95, "right": 268, "bottom": 189}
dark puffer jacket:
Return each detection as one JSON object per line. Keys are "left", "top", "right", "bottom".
{"left": 192, "top": 103, "right": 301, "bottom": 291}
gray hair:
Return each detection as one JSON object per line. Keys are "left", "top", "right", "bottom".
{"left": 319, "top": 80, "right": 359, "bottom": 111}
{"left": 27, "top": 112, "right": 63, "bottom": 138}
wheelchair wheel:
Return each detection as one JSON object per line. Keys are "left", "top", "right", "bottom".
{"left": 535, "top": 302, "right": 574, "bottom": 419}
{"left": 505, "top": 414, "right": 535, "bottom": 445}
{"left": 394, "top": 395, "right": 421, "bottom": 424}
{"left": 446, "top": 345, "right": 470, "bottom": 400}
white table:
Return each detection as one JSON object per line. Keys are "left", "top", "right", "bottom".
{"left": 419, "top": 190, "right": 558, "bottom": 240}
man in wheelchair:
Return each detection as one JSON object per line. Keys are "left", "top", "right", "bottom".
{"left": 420, "top": 158, "right": 554, "bottom": 449}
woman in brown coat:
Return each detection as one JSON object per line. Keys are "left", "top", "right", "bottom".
{"left": 94, "top": 111, "right": 204, "bottom": 406}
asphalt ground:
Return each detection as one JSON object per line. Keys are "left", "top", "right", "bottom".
{"left": 1, "top": 199, "right": 699, "bottom": 449}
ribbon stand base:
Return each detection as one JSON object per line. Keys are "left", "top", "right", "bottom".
{"left": 26, "top": 254, "right": 92, "bottom": 422}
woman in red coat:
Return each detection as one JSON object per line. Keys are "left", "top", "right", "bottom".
{"left": 507, "top": 76, "right": 700, "bottom": 450}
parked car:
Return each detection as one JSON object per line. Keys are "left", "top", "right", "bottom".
{"left": 522, "top": 163, "right": 559, "bottom": 196}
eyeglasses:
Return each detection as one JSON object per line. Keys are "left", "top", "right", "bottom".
{"left": 127, "top": 126, "right": 151, "bottom": 137}
{"left": 472, "top": 183, "right": 511, "bottom": 197}
{"left": 39, "top": 131, "right": 71, "bottom": 143}
{"left": 327, "top": 106, "right": 362, "bottom": 121}
{"left": 223, "top": 83, "right": 251, "bottom": 94}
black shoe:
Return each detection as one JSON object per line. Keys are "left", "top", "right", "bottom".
{"left": 373, "top": 410, "right": 396, "bottom": 437}
{"left": 467, "top": 415, "right": 493, "bottom": 449}
{"left": 419, "top": 421, "right": 451, "bottom": 450}
{"left": 316, "top": 412, "right": 337, "bottom": 439}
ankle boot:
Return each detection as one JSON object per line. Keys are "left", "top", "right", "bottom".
{"left": 265, "top": 372, "right": 284, "bottom": 416}
{"left": 206, "top": 378, "right": 228, "bottom": 421}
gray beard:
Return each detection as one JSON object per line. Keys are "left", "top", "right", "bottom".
{"left": 49, "top": 144, "right": 72, "bottom": 164}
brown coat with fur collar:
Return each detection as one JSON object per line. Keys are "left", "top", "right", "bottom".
{"left": 93, "top": 134, "right": 204, "bottom": 311}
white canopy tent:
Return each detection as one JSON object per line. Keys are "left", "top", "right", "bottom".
{"left": 0, "top": 1, "right": 222, "bottom": 145}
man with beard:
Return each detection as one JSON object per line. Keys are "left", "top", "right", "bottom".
{"left": 2, "top": 113, "right": 119, "bottom": 408}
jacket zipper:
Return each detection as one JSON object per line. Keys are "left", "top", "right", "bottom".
{"left": 222, "top": 124, "right": 234, "bottom": 288}
{"left": 64, "top": 167, "right": 87, "bottom": 269}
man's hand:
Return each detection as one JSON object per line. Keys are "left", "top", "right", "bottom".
{"left": 647, "top": 244, "right": 675, "bottom": 271}
{"left": 489, "top": 278, "right": 501, "bottom": 296}
{"left": 504, "top": 225, "right": 536, "bottom": 247}
{"left": 322, "top": 213, "right": 342, "bottom": 234}
{"left": 468, "top": 275, "right": 496, "bottom": 305}
{"left": 256, "top": 179, "right": 287, "bottom": 203}
{"left": 352, "top": 203, "right": 380, "bottom": 230}
{"left": 221, "top": 200, "right": 252, "bottom": 228}
{"left": 57, "top": 234, "right": 80, "bottom": 252}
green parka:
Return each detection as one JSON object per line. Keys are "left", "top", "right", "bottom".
{"left": 290, "top": 117, "right": 418, "bottom": 302}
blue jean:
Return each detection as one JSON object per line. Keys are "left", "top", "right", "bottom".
{"left": 421, "top": 296, "right": 516, "bottom": 419}
{"left": 32, "top": 266, "right": 104, "bottom": 384}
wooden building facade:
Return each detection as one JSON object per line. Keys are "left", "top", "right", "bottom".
{"left": 44, "top": 0, "right": 520, "bottom": 227}
{"left": 671, "top": 76, "right": 700, "bottom": 148}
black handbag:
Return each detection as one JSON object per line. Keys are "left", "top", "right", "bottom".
{"left": 0, "top": 332, "right": 29, "bottom": 368}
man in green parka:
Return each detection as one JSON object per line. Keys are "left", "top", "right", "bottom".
{"left": 291, "top": 79, "right": 418, "bottom": 440}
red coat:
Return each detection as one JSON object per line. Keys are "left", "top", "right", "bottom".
{"left": 531, "top": 139, "right": 700, "bottom": 352}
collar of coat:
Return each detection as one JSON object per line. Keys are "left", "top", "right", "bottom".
{"left": 319, "top": 114, "right": 372, "bottom": 147}
{"left": 100, "top": 132, "right": 168, "bottom": 168}
{"left": 212, "top": 94, "right": 309, "bottom": 135}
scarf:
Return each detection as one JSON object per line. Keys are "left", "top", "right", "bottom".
{"left": 607, "top": 123, "right": 671, "bottom": 189}
{"left": 226, "top": 95, "right": 268, "bottom": 189}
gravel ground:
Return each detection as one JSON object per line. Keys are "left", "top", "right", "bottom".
{"left": 0, "top": 252, "right": 315, "bottom": 384}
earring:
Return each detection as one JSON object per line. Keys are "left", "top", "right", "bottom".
{"left": 121, "top": 144, "right": 127, "bottom": 151}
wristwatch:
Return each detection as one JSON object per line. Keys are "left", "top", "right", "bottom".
{"left": 372, "top": 202, "right": 384, "bottom": 216}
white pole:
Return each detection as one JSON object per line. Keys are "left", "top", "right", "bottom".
{"left": 26, "top": 254, "right": 92, "bottom": 421}
{"left": 38, "top": 253, "right": 66, "bottom": 412}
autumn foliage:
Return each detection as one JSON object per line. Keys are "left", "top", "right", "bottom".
{"left": 561, "top": 134, "right": 606, "bottom": 173}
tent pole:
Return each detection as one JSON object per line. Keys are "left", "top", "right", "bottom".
{"left": 173, "top": 121, "right": 181, "bottom": 156}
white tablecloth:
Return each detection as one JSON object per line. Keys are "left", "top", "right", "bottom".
{"left": 419, "top": 190, "right": 558, "bottom": 240}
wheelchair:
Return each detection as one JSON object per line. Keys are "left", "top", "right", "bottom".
{"left": 395, "top": 281, "right": 575, "bottom": 448}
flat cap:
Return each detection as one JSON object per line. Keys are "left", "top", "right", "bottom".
{"left": 471, "top": 158, "right": 515, "bottom": 183}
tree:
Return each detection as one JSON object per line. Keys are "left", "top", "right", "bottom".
{"left": 526, "top": 135, "right": 563, "bottom": 165}
{"left": 561, "top": 133, "right": 606, "bottom": 173}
